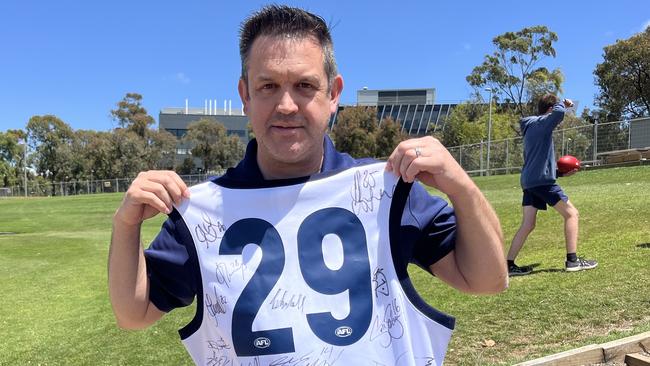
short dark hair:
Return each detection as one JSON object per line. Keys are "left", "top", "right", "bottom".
{"left": 537, "top": 94, "right": 559, "bottom": 115}
{"left": 239, "top": 5, "right": 337, "bottom": 89}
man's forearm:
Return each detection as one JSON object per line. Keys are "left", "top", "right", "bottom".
{"left": 448, "top": 185, "right": 507, "bottom": 293}
{"left": 108, "top": 220, "right": 157, "bottom": 329}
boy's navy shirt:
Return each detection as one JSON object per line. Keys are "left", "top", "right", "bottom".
{"left": 520, "top": 103, "right": 566, "bottom": 189}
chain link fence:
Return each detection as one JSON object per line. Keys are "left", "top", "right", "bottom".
{"left": 448, "top": 117, "right": 650, "bottom": 176}
{"left": 2, "top": 173, "right": 220, "bottom": 198}
{"left": 3, "top": 118, "right": 649, "bottom": 197}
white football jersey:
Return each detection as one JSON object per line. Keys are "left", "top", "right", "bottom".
{"left": 174, "top": 162, "right": 454, "bottom": 365}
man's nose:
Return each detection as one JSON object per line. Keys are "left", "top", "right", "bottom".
{"left": 276, "top": 90, "right": 299, "bottom": 115}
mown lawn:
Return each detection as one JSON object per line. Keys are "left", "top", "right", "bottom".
{"left": 1, "top": 165, "right": 648, "bottom": 365}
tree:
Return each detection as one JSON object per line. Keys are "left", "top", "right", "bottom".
{"left": 110, "top": 93, "right": 155, "bottom": 137}
{"left": 331, "top": 107, "right": 377, "bottom": 158}
{"left": 0, "top": 130, "right": 24, "bottom": 187}
{"left": 26, "top": 115, "right": 74, "bottom": 182}
{"left": 594, "top": 27, "right": 650, "bottom": 120}
{"left": 109, "top": 129, "right": 148, "bottom": 178}
{"left": 144, "top": 129, "right": 177, "bottom": 170}
{"left": 177, "top": 157, "right": 195, "bottom": 175}
{"left": 467, "top": 26, "right": 563, "bottom": 117}
{"left": 375, "top": 117, "right": 405, "bottom": 158}
{"left": 72, "top": 130, "right": 114, "bottom": 180}
{"left": 184, "top": 118, "right": 244, "bottom": 173}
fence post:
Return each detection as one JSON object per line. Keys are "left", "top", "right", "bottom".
{"left": 459, "top": 145, "right": 463, "bottom": 169}
{"left": 479, "top": 140, "right": 485, "bottom": 177}
{"left": 505, "top": 139, "right": 510, "bottom": 175}
{"left": 628, "top": 120, "right": 632, "bottom": 149}
{"left": 116, "top": 178, "right": 119, "bottom": 193}
{"left": 593, "top": 121, "right": 598, "bottom": 163}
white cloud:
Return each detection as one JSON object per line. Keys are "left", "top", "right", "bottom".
{"left": 175, "top": 72, "right": 191, "bottom": 84}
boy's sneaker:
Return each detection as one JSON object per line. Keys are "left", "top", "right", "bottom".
{"left": 565, "top": 257, "right": 598, "bottom": 272}
{"left": 508, "top": 264, "right": 532, "bottom": 276}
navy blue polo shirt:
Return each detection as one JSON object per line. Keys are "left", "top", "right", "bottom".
{"left": 144, "top": 135, "right": 457, "bottom": 312}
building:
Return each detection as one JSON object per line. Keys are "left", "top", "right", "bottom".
{"left": 158, "top": 99, "right": 249, "bottom": 169}
{"left": 329, "top": 88, "right": 457, "bottom": 135}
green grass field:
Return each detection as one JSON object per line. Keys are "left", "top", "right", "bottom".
{"left": 1, "top": 166, "right": 648, "bottom": 365}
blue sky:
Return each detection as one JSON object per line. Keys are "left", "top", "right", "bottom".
{"left": 1, "top": 0, "right": 648, "bottom": 132}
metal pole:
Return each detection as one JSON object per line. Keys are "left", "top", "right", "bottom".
{"left": 480, "top": 140, "right": 485, "bottom": 177}
{"left": 593, "top": 120, "right": 598, "bottom": 163}
{"left": 23, "top": 142, "right": 28, "bottom": 197}
{"left": 485, "top": 88, "right": 493, "bottom": 176}
{"left": 505, "top": 139, "right": 510, "bottom": 175}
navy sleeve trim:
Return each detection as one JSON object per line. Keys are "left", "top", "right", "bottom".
{"left": 167, "top": 209, "right": 205, "bottom": 340}
{"left": 389, "top": 179, "right": 455, "bottom": 330}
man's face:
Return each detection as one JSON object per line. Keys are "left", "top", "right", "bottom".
{"left": 238, "top": 35, "right": 342, "bottom": 177}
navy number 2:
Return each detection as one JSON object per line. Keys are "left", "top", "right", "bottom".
{"left": 219, "top": 208, "right": 372, "bottom": 356}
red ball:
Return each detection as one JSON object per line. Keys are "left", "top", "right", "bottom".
{"left": 557, "top": 155, "right": 581, "bottom": 174}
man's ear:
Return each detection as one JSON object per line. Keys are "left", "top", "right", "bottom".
{"left": 329, "top": 75, "right": 344, "bottom": 114}
{"left": 238, "top": 78, "right": 249, "bottom": 115}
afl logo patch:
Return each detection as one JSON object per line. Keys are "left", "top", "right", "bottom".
{"left": 335, "top": 326, "right": 353, "bottom": 337}
{"left": 253, "top": 337, "right": 271, "bottom": 348}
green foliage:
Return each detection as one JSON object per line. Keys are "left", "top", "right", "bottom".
{"left": 594, "top": 28, "right": 650, "bottom": 120}
{"left": 184, "top": 118, "right": 244, "bottom": 173}
{"left": 375, "top": 117, "right": 406, "bottom": 158}
{"left": 110, "top": 93, "right": 155, "bottom": 137}
{"left": 26, "top": 115, "right": 75, "bottom": 182}
{"left": 177, "top": 157, "right": 195, "bottom": 175}
{"left": 0, "top": 130, "right": 24, "bottom": 187}
{"left": 467, "top": 26, "right": 563, "bottom": 116}
{"left": 439, "top": 102, "right": 520, "bottom": 147}
{"left": 331, "top": 107, "right": 377, "bottom": 158}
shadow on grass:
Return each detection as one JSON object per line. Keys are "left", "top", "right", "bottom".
{"left": 514, "top": 263, "right": 566, "bottom": 275}
{"left": 637, "top": 243, "right": 650, "bottom": 249}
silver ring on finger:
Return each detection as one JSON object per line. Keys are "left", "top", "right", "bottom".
{"left": 414, "top": 147, "right": 422, "bottom": 158}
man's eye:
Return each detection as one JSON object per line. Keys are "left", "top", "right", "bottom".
{"left": 298, "top": 82, "right": 314, "bottom": 89}
{"left": 261, "top": 84, "right": 275, "bottom": 90}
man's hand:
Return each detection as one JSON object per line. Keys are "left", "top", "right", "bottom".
{"left": 114, "top": 170, "right": 190, "bottom": 227}
{"left": 385, "top": 136, "right": 473, "bottom": 198}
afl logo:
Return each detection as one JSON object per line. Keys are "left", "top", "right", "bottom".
{"left": 335, "top": 326, "right": 353, "bottom": 337}
{"left": 253, "top": 337, "right": 271, "bottom": 349}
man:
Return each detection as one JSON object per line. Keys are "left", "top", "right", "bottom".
{"left": 109, "top": 5, "right": 507, "bottom": 364}
{"left": 507, "top": 94, "right": 598, "bottom": 276}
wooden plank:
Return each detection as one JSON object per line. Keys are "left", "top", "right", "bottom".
{"left": 514, "top": 344, "right": 603, "bottom": 366}
{"left": 601, "top": 331, "right": 650, "bottom": 362}
{"left": 625, "top": 352, "right": 650, "bottom": 366}
{"left": 515, "top": 332, "right": 650, "bottom": 366}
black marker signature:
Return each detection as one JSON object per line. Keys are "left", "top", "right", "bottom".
{"left": 269, "top": 346, "right": 343, "bottom": 366}
{"left": 369, "top": 298, "right": 404, "bottom": 348}
{"left": 207, "top": 352, "right": 259, "bottom": 366}
{"left": 215, "top": 259, "right": 246, "bottom": 288}
{"left": 373, "top": 268, "right": 389, "bottom": 297}
{"left": 350, "top": 170, "right": 393, "bottom": 215}
{"left": 268, "top": 288, "right": 306, "bottom": 313}
{"left": 195, "top": 211, "right": 226, "bottom": 248}
{"left": 207, "top": 337, "right": 231, "bottom": 351}
{"left": 205, "top": 286, "right": 228, "bottom": 323}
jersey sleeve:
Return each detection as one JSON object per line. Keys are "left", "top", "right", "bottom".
{"left": 144, "top": 211, "right": 198, "bottom": 313}
{"left": 401, "top": 183, "right": 457, "bottom": 271}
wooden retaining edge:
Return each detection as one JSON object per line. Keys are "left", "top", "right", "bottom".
{"left": 515, "top": 331, "right": 650, "bottom": 366}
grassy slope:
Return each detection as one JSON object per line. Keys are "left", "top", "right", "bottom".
{"left": 0, "top": 165, "right": 648, "bottom": 365}
{"left": 413, "top": 165, "right": 650, "bottom": 365}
